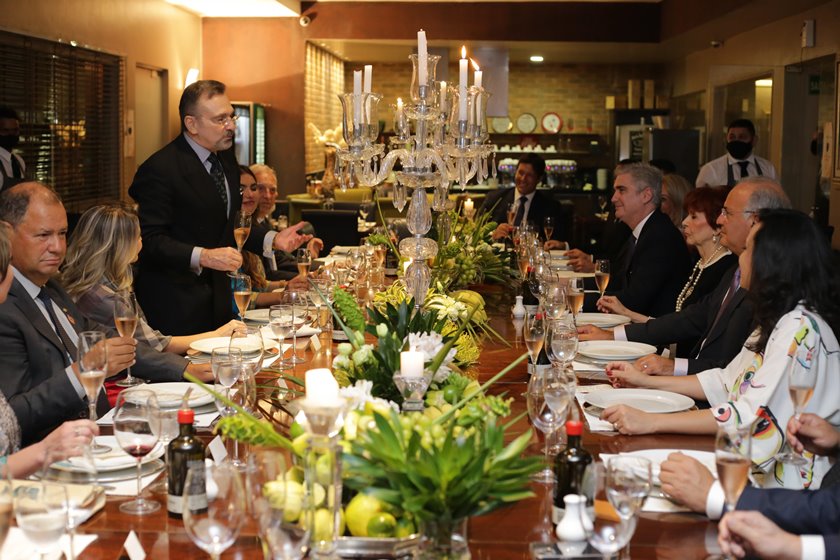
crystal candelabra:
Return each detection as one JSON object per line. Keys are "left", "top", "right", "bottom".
{"left": 335, "top": 44, "right": 496, "bottom": 306}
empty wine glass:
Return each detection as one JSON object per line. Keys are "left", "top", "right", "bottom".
{"left": 211, "top": 347, "right": 243, "bottom": 418}
{"left": 523, "top": 311, "right": 546, "bottom": 375}
{"left": 595, "top": 260, "right": 610, "bottom": 298}
{"left": 77, "top": 330, "right": 111, "bottom": 454}
{"left": 283, "top": 291, "right": 307, "bottom": 365}
{"left": 149, "top": 407, "right": 180, "bottom": 494}
{"left": 114, "top": 389, "right": 161, "bottom": 515}
{"left": 546, "top": 317, "right": 578, "bottom": 367}
{"left": 269, "top": 304, "right": 295, "bottom": 370}
{"left": 579, "top": 462, "right": 638, "bottom": 560}
{"left": 232, "top": 273, "right": 252, "bottom": 322}
{"left": 183, "top": 462, "right": 246, "bottom": 560}
{"left": 14, "top": 482, "right": 68, "bottom": 560}
{"left": 248, "top": 449, "right": 311, "bottom": 560}
{"left": 716, "top": 425, "right": 752, "bottom": 513}
{"left": 605, "top": 456, "right": 652, "bottom": 520}
{"left": 527, "top": 365, "right": 572, "bottom": 482}
{"left": 114, "top": 289, "right": 143, "bottom": 387}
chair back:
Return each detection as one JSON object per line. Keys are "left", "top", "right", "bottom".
{"left": 301, "top": 209, "right": 361, "bottom": 255}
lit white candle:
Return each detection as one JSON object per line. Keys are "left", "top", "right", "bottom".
{"left": 439, "top": 81, "right": 447, "bottom": 112}
{"left": 353, "top": 70, "right": 362, "bottom": 126}
{"left": 363, "top": 65, "right": 372, "bottom": 93}
{"left": 472, "top": 60, "right": 482, "bottom": 89}
{"left": 458, "top": 46, "right": 468, "bottom": 122}
{"left": 401, "top": 350, "right": 424, "bottom": 378}
{"left": 417, "top": 30, "right": 428, "bottom": 86}
{"left": 305, "top": 368, "right": 340, "bottom": 406}
{"left": 464, "top": 198, "right": 474, "bottom": 216}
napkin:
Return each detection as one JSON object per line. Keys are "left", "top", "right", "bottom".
{"left": 1, "top": 528, "right": 98, "bottom": 560}
{"left": 63, "top": 436, "right": 161, "bottom": 470}
{"left": 572, "top": 360, "right": 608, "bottom": 381}
{"left": 331, "top": 245, "right": 356, "bottom": 254}
{"left": 105, "top": 470, "right": 161, "bottom": 497}
{"left": 575, "top": 385, "right": 615, "bottom": 432}
{"left": 11, "top": 480, "right": 105, "bottom": 524}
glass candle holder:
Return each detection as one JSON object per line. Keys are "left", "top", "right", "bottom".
{"left": 409, "top": 53, "right": 441, "bottom": 105}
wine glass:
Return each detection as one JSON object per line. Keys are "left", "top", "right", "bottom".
{"left": 232, "top": 273, "right": 252, "bottom": 322}
{"left": 296, "top": 248, "right": 311, "bottom": 278}
{"left": 233, "top": 210, "right": 252, "bottom": 253}
{"left": 113, "top": 389, "right": 161, "bottom": 515}
{"left": 543, "top": 216, "right": 555, "bottom": 241}
{"left": 605, "top": 456, "right": 652, "bottom": 520}
{"left": 14, "top": 482, "right": 68, "bottom": 560}
{"left": 776, "top": 359, "right": 817, "bottom": 466}
{"left": 283, "top": 291, "right": 307, "bottom": 365}
{"left": 248, "top": 449, "right": 311, "bottom": 560}
{"left": 595, "top": 260, "right": 610, "bottom": 298}
{"left": 269, "top": 304, "right": 295, "bottom": 370}
{"left": 229, "top": 327, "right": 264, "bottom": 469}
{"left": 149, "top": 407, "right": 180, "bottom": 494}
{"left": 523, "top": 311, "right": 546, "bottom": 375}
{"left": 0, "top": 460, "right": 12, "bottom": 550}
{"left": 546, "top": 317, "right": 578, "bottom": 367}
{"left": 77, "top": 330, "right": 111, "bottom": 454}
{"left": 716, "top": 425, "right": 752, "bottom": 513}
{"left": 579, "top": 462, "right": 638, "bottom": 560}
{"left": 183, "top": 462, "right": 246, "bottom": 560}
{"left": 506, "top": 202, "right": 516, "bottom": 227}
{"left": 527, "top": 365, "right": 572, "bottom": 482}
{"left": 113, "top": 289, "right": 143, "bottom": 387}
{"left": 211, "top": 347, "right": 243, "bottom": 418}
{"left": 565, "top": 278, "right": 585, "bottom": 317}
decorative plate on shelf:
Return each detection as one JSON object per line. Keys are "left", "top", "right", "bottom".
{"left": 541, "top": 112, "right": 562, "bottom": 133}
{"left": 516, "top": 113, "right": 537, "bottom": 133}
{"left": 490, "top": 116, "right": 512, "bottom": 133}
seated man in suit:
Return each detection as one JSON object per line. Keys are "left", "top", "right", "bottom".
{"left": 479, "top": 153, "right": 561, "bottom": 242}
{"left": 0, "top": 182, "right": 199, "bottom": 445}
{"left": 598, "top": 162, "right": 690, "bottom": 318}
{"left": 717, "top": 414, "right": 840, "bottom": 560}
{"left": 578, "top": 177, "right": 791, "bottom": 376}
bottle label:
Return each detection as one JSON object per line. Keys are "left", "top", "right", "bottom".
{"left": 534, "top": 364, "right": 552, "bottom": 375}
{"left": 168, "top": 459, "right": 207, "bottom": 514}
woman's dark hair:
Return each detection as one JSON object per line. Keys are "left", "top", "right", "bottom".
{"left": 239, "top": 165, "right": 257, "bottom": 181}
{"left": 684, "top": 186, "right": 727, "bottom": 230}
{"left": 747, "top": 208, "right": 840, "bottom": 353}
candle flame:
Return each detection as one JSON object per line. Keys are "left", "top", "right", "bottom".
{"left": 471, "top": 59, "right": 480, "bottom": 72}
{"left": 397, "top": 97, "right": 403, "bottom": 107}
{"left": 461, "top": 45, "right": 467, "bottom": 59}
{"left": 440, "top": 80, "right": 446, "bottom": 88}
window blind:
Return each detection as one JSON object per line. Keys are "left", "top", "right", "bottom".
{"left": 0, "top": 30, "right": 123, "bottom": 211}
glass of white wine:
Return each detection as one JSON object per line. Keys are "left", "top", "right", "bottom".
{"left": 296, "top": 247, "right": 311, "bottom": 278}
{"left": 231, "top": 273, "right": 252, "bottom": 322}
{"left": 776, "top": 358, "right": 817, "bottom": 466}
{"left": 77, "top": 330, "right": 111, "bottom": 454}
{"left": 715, "top": 425, "right": 752, "bottom": 514}
{"left": 113, "top": 289, "right": 143, "bottom": 387}
{"left": 542, "top": 216, "right": 555, "bottom": 241}
{"left": 565, "top": 278, "right": 585, "bottom": 317}
{"left": 233, "top": 210, "right": 252, "bottom": 253}
{"left": 523, "top": 311, "right": 546, "bottom": 375}
{"left": 594, "top": 259, "right": 610, "bottom": 298}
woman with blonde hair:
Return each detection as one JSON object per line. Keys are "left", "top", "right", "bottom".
{"left": 660, "top": 173, "right": 694, "bottom": 228}
{"left": 61, "top": 204, "right": 241, "bottom": 356}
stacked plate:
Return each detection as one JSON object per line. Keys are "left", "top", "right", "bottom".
{"left": 575, "top": 313, "right": 631, "bottom": 328}
{"left": 582, "top": 389, "right": 694, "bottom": 415}
{"left": 125, "top": 381, "right": 214, "bottom": 409}
{"left": 576, "top": 341, "right": 656, "bottom": 365}
{"left": 188, "top": 334, "right": 280, "bottom": 361}
{"left": 48, "top": 436, "right": 166, "bottom": 483}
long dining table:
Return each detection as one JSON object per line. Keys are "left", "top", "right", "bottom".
{"left": 81, "top": 284, "right": 718, "bottom": 559}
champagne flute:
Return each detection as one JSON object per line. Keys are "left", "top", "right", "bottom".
{"left": 233, "top": 210, "right": 252, "bottom": 253}
{"left": 77, "top": 330, "right": 111, "bottom": 453}
{"left": 595, "top": 259, "right": 610, "bottom": 298}
{"left": 296, "top": 248, "right": 311, "bottom": 278}
{"left": 506, "top": 202, "right": 516, "bottom": 226}
{"left": 114, "top": 389, "right": 161, "bottom": 515}
{"left": 776, "top": 358, "right": 817, "bottom": 466}
{"left": 114, "top": 289, "right": 143, "bottom": 387}
{"left": 248, "top": 449, "right": 311, "bottom": 560}
{"left": 232, "top": 273, "right": 252, "bottom": 322}
{"left": 183, "top": 462, "right": 246, "bottom": 560}
{"left": 565, "top": 278, "right": 585, "bottom": 317}
{"left": 527, "top": 365, "right": 572, "bottom": 482}
{"left": 269, "top": 304, "right": 295, "bottom": 370}
{"left": 605, "top": 456, "right": 652, "bottom": 520}
{"left": 579, "top": 462, "right": 638, "bottom": 560}
{"left": 523, "top": 311, "right": 546, "bottom": 375}
{"left": 14, "top": 483, "right": 68, "bottom": 560}
{"left": 543, "top": 216, "right": 555, "bottom": 240}
{"left": 284, "top": 291, "right": 306, "bottom": 365}
{"left": 716, "top": 425, "right": 752, "bottom": 514}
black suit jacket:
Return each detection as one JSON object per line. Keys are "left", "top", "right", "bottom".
{"left": 129, "top": 134, "right": 270, "bottom": 335}
{"left": 624, "top": 264, "right": 754, "bottom": 373}
{"left": 610, "top": 210, "right": 691, "bottom": 317}
{"left": 479, "top": 188, "right": 561, "bottom": 240}
{"left": 0, "top": 278, "right": 186, "bottom": 445}
{"left": 737, "top": 477, "right": 840, "bottom": 558}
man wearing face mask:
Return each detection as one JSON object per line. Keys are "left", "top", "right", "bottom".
{"left": 0, "top": 106, "right": 25, "bottom": 192}
{"left": 695, "top": 119, "right": 776, "bottom": 188}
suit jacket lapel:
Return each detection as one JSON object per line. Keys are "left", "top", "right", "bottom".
{"left": 703, "top": 289, "right": 747, "bottom": 347}
{"left": 174, "top": 135, "right": 228, "bottom": 219}
{"left": 9, "top": 279, "right": 67, "bottom": 357}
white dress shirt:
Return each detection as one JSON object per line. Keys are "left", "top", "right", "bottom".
{"left": 695, "top": 153, "right": 776, "bottom": 188}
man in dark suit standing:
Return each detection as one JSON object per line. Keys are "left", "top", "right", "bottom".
{"left": 129, "top": 80, "right": 311, "bottom": 335}
{"left": 479, "top": 153, "right": 561, "bottom": 242}
{"left": 601, "top": 163, "right": 690, "bottom": 318}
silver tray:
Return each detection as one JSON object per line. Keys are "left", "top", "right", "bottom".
{"left": 336, "top": 534, "right": 421, "bottom": 559}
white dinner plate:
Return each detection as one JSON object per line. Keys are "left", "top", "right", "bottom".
{"left": 55, "top": 436, "right": 165, "bottom": 473}
{"left": 244, "top": 308, "right": 306, "bottom": 324}
{"left": 611, "top": 449, "right": 717, "bottom": 485}
{"left": 577, "top": 341, "right": 656, "bottom": 361}
{"left": 125, "top": 381, "right": 214, "bottom": 409}
{"left": 189, "top": 336, "right": 277, "bottom": 355}
{"left": 583, "top": 388, "right": 695, "bottom": 414}
{"left": 548, "top": 250, "right": 569, "bottom": 260}
{"left": 554, "top": 270, "right": 595, "bottom": 279}
{"left": 575, "top": 313, "right": 631, "bottom": 328}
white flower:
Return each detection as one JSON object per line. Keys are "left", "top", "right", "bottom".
{"left": 352, "top": 344, "right": 374, "bottom": 365}
{"left": 339, "top": 380, "right": 399, "bottom": 412}
{"left": 332, "top": 354, "right": 352, "bottom": 371}
{"left": 376, "top": 323, "right": 389, "bottom": 337}
{"left": 337, "top": 343, "right": 353, "bottom": 356}
{"left": 405, "top": 331, "right": 457, "bottom": 383}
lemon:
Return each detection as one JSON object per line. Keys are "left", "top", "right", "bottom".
{"left": 289, "top": 421, "right": 306, "bottom": 439}
{"left": 366, "top": 512, "right": 397, "bottom": 538}
{"left": 345, "top": 493, "right": 382, "bottom": 537}
{"left": 304, "top": 507, "right": 345, "bottom": 541}
{"left": 315, "top": 453, "right": 333, "bottom": 486}
{"left": 395, "top": 517, "right": 416, "bottom": 538}
{"left": 284, "top": 465, "right": 305, "bottom": 484}
{"left": 263, "top": 480, "right": 304, "bottom": 522}
{"left": 291, "top": 433, "right": 310, "bottom": 457}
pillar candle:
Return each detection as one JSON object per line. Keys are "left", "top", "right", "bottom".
{"left": 401, "top": 350, "right": 424, "bottom": 378}
{"left": 417, "top": 30, "right": 428, "bottom": 86}
{"left": 363, "top": 65, "right": 372, "bottom": 93}
{"left": 353, "top": 70, "right": 362, "bottom": 126}
{"left": 439, "top": 81, "right": 447, "bottom": 112}
{"left": 464, "top": 198, "right": 474, "bottom": 216}
{"left": 305, "top": 368, "right": 340, "bottom": 406}
{"left": 458, "top": 47, "right": 468, "bottom": 122}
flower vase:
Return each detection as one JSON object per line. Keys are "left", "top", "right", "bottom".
{"left": 420, "top": 517, "right": 470, "bottom": 560}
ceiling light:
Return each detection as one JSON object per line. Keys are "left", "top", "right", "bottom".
{"left": 530, "top": 55, "right": 544, "bottom": 63}
{"left": 755, "top": 79, "right": 773, "bottom": 87}
{"left": 167, "top": 0, "right": 300, "bottom": 17}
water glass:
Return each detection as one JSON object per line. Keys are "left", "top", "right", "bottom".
{"left": 14, "top": 483, "right": 68, "bottom": 560}
{"left": 183, "top": 462, "right": 246, "bottom": 560}
{"left": 269, "top": 304, "right": 295, "bottom": 369}
{"left": 579, "top": 462, "right": 638, "bottom": 560}
{"left": 546, "top": 317, "right": 578, "bottom": 366}
{"left": 211, "top": 347, "right": 243, "bottom": 417}
{"left": 527, "top": 366, "right": 572, "bottom": 482}
{"left": 605, "top": 456, "right": 652, "bottom": 520}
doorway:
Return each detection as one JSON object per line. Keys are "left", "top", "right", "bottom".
{"left": 781, "top": 55, "right": 835, "bottom": 223}
{"left": 134, "top": 65, "right": 168, "bottom": 168}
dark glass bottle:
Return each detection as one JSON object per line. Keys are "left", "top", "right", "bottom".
{"left": 167, "top": 408, "right": 207, "bottom": 518}
{"left": 553, "top": 420, "right": 592, "bottom": 512}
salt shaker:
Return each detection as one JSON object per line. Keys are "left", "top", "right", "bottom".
{"left": 555, "top": 494, "right": 588, "bottom": 542}
{"left": 512, "top": 295, "right": 526, "bottom": 318}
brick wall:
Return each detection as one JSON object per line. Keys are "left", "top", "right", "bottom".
{"left": 304, "top": 43, "right": 345, "bottom": 174}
